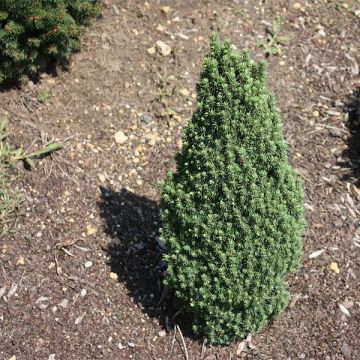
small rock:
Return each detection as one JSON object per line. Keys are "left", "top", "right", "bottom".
{"left": 118, "top": 343, "right": 124, "bottom": 350}
{"left": 329, "top": 262, "right": 340, "bottom": 274}
{"left": 147, "top": 47, "right": 156, "bottom": 55}
{"left": 158, "top": 330, "right": 166, "bottom": 337}
{"left": 17, "top": 256, "right": 25, "bottom": 265}
{"left": 156, "top": 24, "right": 165, "bottom": 32}
{"left": 156, "top": 40, "right": 172, "bottom": 56}
{"left": 312, "top": 110, "right": 320, "bottom": 118}
{"left": 140, "top": 113, "right": 154, "bottom": 123}
{"left": 48, "top": 354, "right": 56, "bottom": 360}
{"left": 179, "top": 88, "right": 190, "bottom": 97}
{"left": 128, "top": 342, "right": 135, "bottom": 348}
{"left": 161, "top": 6, "right": 171, "bottom": 14}
{"left": 84, "top": 261, "right": 93, "bottom": 268}
{"left": 80, "top": 289, "right": 87, "bottom": 297}
{"left": 98, "top": 174, "right": 106, "bottom": 183}
{"left": 86, "top": 224, "right": 98, "bottom": 236}
{"left": 318, "top": 29, "right": 326, "bottom": 37}
{"left": 114, "top": 130, "right": 128, "bottom": 145}
{"left": 112, "top": 5, "right": 120, "bottom": 15}
{"left": 8, "top": 356, "right": 16, "bottom": 360}
{"left": 109, "top": 272, "right": 118, "bottom": 280}
{"left": 293, "top": 2, "right": 301, "bottom": 9}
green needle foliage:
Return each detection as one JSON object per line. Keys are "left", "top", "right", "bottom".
{"left": 0, "top": 0, "right": 100, "bottom": 85}
{"left": 159, "top": 33, "right": 305, "bottom": 345}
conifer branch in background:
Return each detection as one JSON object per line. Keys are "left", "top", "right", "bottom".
{"left": 0, "top": 0, "right": 101, "bottom": 85}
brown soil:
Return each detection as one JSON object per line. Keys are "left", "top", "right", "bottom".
{"left": 1, "top": 1, "right": 360, "bottom": 359}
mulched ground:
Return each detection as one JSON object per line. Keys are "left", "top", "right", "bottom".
{"left": 1, "top": 1, "right": 360, "bottom": 359}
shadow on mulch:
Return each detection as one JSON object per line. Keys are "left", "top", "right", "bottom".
{"left": 0, "top": 61, "right": 62, "bottom": 93}
{"left": 98, "top": 186, "right": 196, "bottom": 337}
{"left": 340, "top": 88, "right": 360, "bottom": 185}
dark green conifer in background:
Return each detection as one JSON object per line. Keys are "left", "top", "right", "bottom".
{"left": 0, "top": 0, "right": 100, "bottom": 85}
{"left": 159, "top": 34, "right": 305, "bottom": 345}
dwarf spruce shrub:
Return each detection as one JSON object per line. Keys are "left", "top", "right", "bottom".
{"left": 0, "top": 0, "right": 100, "bottom": 85}
{"left": 159, "top": 34, "right": 305, "bottom": 345}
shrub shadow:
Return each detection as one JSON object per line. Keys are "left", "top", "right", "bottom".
{"left": 0, "top": 61, "right": 60, "bottom": 92}
{"left": 98, "top": 186, "right": 196, "bottom": 337}
{"left": 340, "top": 88, "right": 360, "bottom": 185}
{"left": 98, "top": 187, "right": 164, "bottom": 313}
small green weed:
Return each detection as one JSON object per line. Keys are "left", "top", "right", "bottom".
{"left": 257, "top": 17, "right": 290, "bottom": 56}
{"left": 155, "top": 72, "right": 177, "bottom": 121}
{"left": 37, "top": 91, "right": 52, "bottom": 104}
{"left": 0, "top": 121, "right": 20, "bottom": 236}
{"left": 0, "top": 120, "right": 63, "bottom": 236}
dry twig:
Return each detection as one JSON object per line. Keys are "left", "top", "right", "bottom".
{"left": 176, "top": 325, "right": 189, "bottom": 360}
{"left": 166, "top": 325, "right": 177, "bottom": 360}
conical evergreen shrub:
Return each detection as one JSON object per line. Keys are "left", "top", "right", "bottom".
{"left": 159, "top": 34, "right": 305, "bottom": 345}
{"left": 0, "top": 0, "right": 100, "bottom": 85}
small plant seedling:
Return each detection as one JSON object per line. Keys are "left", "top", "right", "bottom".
{"left": 0, "top": 120, "right": 63, "bottom": 169}
{"left": 155, "top": 72, "right": 177, "bottom": 123}
{"left": 12, "top": 142, "right": 63, "bottom": 169}
{"left": 257, "top": 17, "right": 291, "bottom": 56}
{"left": 0, "top": 120, "right": 63, "bottom": 235}
{"left": 0, "top": 120, "right": 20, "bottom": 236}
{"left": 37, "top": 91, "right": 52, "bottom": 104}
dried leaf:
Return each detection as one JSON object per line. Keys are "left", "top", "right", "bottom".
{"left": 272, "top": 17, "right": 281, "bottom": 34}
{"left": 304, "top": 203, "right": 314, "bottom": 211}
{"left": 35, "top": 296, "right": 49, "bottom": 304}
{"left": 58, "top": 299, "right": 68, "bottom": 308}
{"left": 6, "top": 283, "right": 18, "bottom": 299}
{"left": 289, "top": 293, "right": 301, "bottom": 308}
{"left": 308, "top": 249, "right": 325, "bottom": 258}
{"left": 338, "top": 303, "right": 350, "bottom": 316}
{"left": 0, "top": 286, "right": 7, "bottom": 298}
{"left": 345, "top": 54, "right": 359, "bottom": 76}
{"left": 75, "top": 312, "right": 86, "bottom": 325}
{"left": 236, "top": 341, "right": 246, "bottom": 355}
